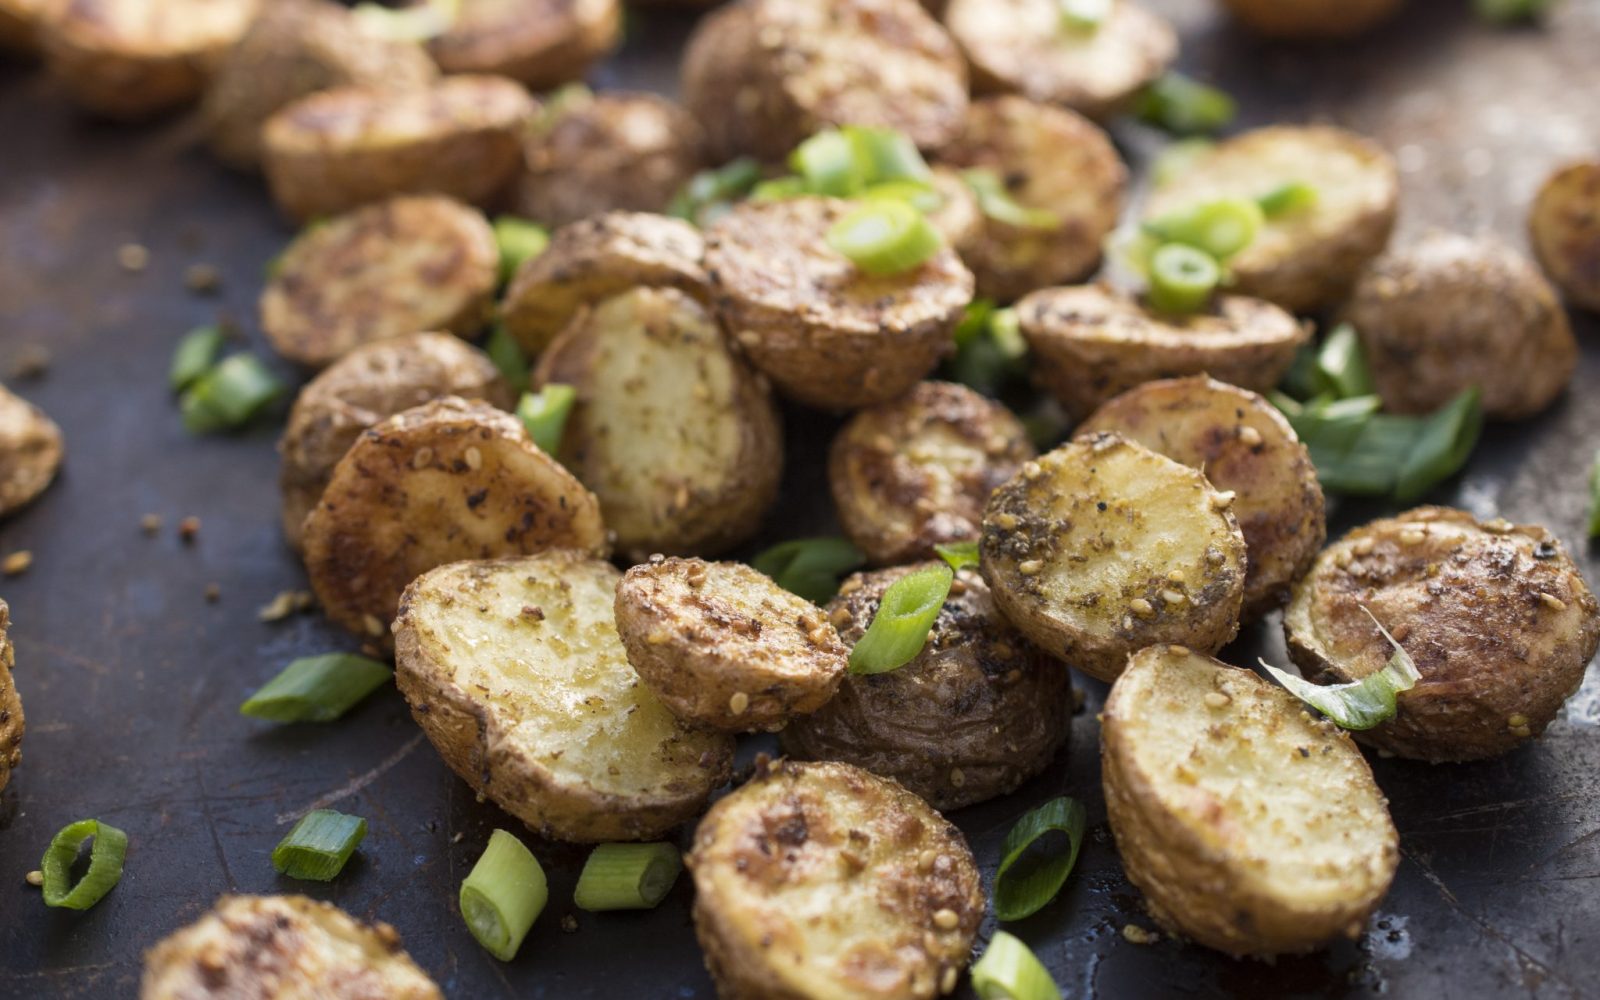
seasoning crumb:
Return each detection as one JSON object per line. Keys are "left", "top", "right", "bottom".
{"left": 204, "top": 582, "right": 221, "bottom": 603}
{"left": 1211, "top": 490, "right": 1237, "bottom": 510}
{"left": 451, "top": 831, "right": 464, "bottom": 844}
{"left": 995, "top": 512, "right": 1019, "bottom": 530}
{"left": 1018, "top": 559, "right": 1043, "bottom": 576}
{"left": 25, "top": 870, "right": 43, "bottom": 887}
{"left": 1204, "top": 691, "right": 1230, "bottom": 709}
{"left": 949, "top": 768, "right": 965, "bottom": 788}
{"left": 2, "top": 551, "right": 32, "bottom": 576}
{"left": 9, "top": 344, "right": 50, "bottom": 380}
{"left": 1122, "top": 924, "right": 1159, "bottom": 945}
{"left": 940, "top": 965, "right": 958, "bottom": 994}
{"left": 140, "top": 513, "right": 163, "bottom": 535}
{"left": 117, "top": 243, "right": 150, "bottom": 272}
{"left": 728, "top": 691, "right": 749, "bottom": 716}
{"left": 177, "top": 516, "right": 201, "bottom": 543}
{"left": 932, "top": 908, "right": 960, "bottom": 930}
{"left": 1129, "top": 597, "right": 1154, "bottom": 617}
{"left": 560, "top": 914, "right": 578, "bottom": 933}
{"left": 362, "top": 613, "right": 385, "bottom": 637}
{"left": 258, "top": 590, "right": 314, "bottom": 622}
{"left": 184, "top": 263, "right": 223, "bottom": 294}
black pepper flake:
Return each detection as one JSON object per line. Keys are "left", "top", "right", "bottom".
{"left": 1533, "top": 541, "right": 1558, "bottom": 560}
{"left": 1097, "top": 501, "right": 1108, "bottom": 512}
{"left": 465, "top": 488, "right": 488, "bottom": 509}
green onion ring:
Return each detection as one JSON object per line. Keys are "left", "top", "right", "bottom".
{"left": 993, "top": 797, "right": 1087, "bottom": 921}
{"left": 517, "top": 384, "right": 578, "bottom": 456}
{"left": 40, "top": 819, "right": 127, "bottom": 910}
{"left": 461, "top": 829, "right": 547, "bottom": 961}
{"left": 934, "top": 540, "right": 980, "bottom": 572}
{"left": 826, "top": 200, "right": 944, "bottom": 276}
{"left": 272, "top": 809, "right": 367, "bottom": 882}
{"left": 971, "top": 931, "right": 1063, "bottom": 1000}
{"left": 573, "top": 843, "right": 682, "bottom": 911}
{"left": 848, "top": 564, "right": 954, "bottom": 675}
{"left": 1146, "top": 243, "right": 1220, "bottom": 315}
{"left": 240, "top": 653, "right": 392, "bottom": 723}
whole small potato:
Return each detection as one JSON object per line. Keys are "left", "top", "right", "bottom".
{"left": 423, "top": 0, "right": 620, "bottom": 90}
{"left": 1216, "top": 0, "right": 1402, "bottom": 39}
{"left": 0, "top": 600, "right": 23, "bottom": 794}
{"left": 1345, "top": 232, "right": 1578, "bottom": 420}
{"left": 0, "top": 382, "right": 63, "bottom": 518}
{"left": 1530, "top": 161, "right": 1600, "bottom": 311}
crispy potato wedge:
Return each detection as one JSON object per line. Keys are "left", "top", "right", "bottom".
{"left": 1102, "top": 645, "right": 1399, "bottom": 956}
{"left": 278, "top": 332, "right": 513, "bottom": 551}
{"left": 501, "top": 211, "right": 708, "bottom": 358}
{"left": 0, "top": 0, "right": 50, "bottom": 52}
{"left": 261, "top": 74, "right": 535, "bottom": 222}
{"left": 1284, "top": 507, "right": 1600, "bottom": 762}
{"left": 395, "top": 553, "right": 734, "bottom": 842}
{"left": 140, "top": 895, "right": 441, "bottom": 1000}
{"left": 423, "top": 0, "right": 620, "bottom": 90}
{"left": 688, "top": 759, "right": 983, "bottom": 1000}
{"left": 0, "top": 600, "right": 22, "bottom": 794}
{"left": 1145, "top": 125, "right": 1398, "bottom": 313}
{"left": 980, "top": 433, "right": 1247, "bottom": 681}
{"left": 936, "top": 96, "right": 1126, "bottom": 302}
{"left": 1217, "top": 0, "right": 1401, "bottom": 39}
{"left": 533, "top": 287, "right": 781, "bottom": 560}
{"left": 1346, "top": 232, "right": 1578, "bottom": 420}
{"left": 829, "top": 381, "right": 1035, "bottom": 565}
{"left": 0, "top": 383, "right": 63, "bottom": 518}
{"left": 615, "top": 557, "right": 849, "bottom": 732}
{"left": 705, "top": 196, "right": 974, "bottom": 411}
{"left": 1018, "top": 283, "right": 1308, "bottom": 419}
{"left": 260, "top": 195, "right": 499, "bottom": 369}
{"left": 301, "top": 397, "right": 607, "bottom": 645}
{"left": 1530, "top": 160, "right": 1600, "bottom": 312}
{"left": 1078, "top": 376, "right": 1325, "bottom": 620}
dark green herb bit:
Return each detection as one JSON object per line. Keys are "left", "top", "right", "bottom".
{"left": 169, "top": 324, "right": 226, "bottom": 391}
{"left": 273, "top": 809, "right": 367, "bottom": 881}
{"left": 484, "top": 324, "right": 529, "bottom": 394}
{"left": 517, "top": 384, "right": 577, "bottom": 456}
{"left": 1134, "top": 72, "right": 1237, "bottom": 136}
{"left": 493, "top": 216, "right": 550, "bottom": 285}
{"left": 240, "top": 653, "right": 392, "bottom": 723}
{"left": 180, "top": 353, "right": 285, "bottom": 434}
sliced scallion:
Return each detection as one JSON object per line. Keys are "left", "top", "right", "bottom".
{"left": 485, "top": 324, "right": 530, "bottom": 394}
{"left": 1146, "top": 243, "right": 1220, "bottom": 315}
{"left": 1151, "top": 138, "right": 1215, "bottom": 187}
{"left": 971, "top": 931, "right": 1063, "bottom": 1000}
{"left": 862, "top": 180, "right": 944, "bottom": 215}
{"left": 1143, "top": 197, "right": 1263, "bottom": 261}
{"left": 1315, "top": 323, "right": 1376, "bottom": 399}
{"left": 273, "top": 809, "right": 367, "bottom": 881}
{"left": 169, "top": 325, "right": 226, "bottom": 391}
{"left": 240, "top": 653, "right": 392, "bottom": 723}
{"left": 493, "top": 217, "right": 550, "bottom": 285}
{"left": 1134, "top": 72, "right": 1237, "bottom": 136}
{"left": 963, "top": 169, "right": 1061, "bottom": 230}
{"left": 750, "top": 176, "right": 809, "bottom": 201}
{"left": 993, "top": 797, "right": 1086, "bottom": 921}
{"left": 826, "top": 200, "right": 943, "bottom": 276}
{"left": 573, "top": 843, "right": 682, "bottom": 911}
{"left": 517, "top": 384, "right": 577, "bottom": 456}
{"left": 1588, "top": 451, "right": 1600, "bottom": 539}
{"left": 751, "top": 537, "right": 865, "bottom": 605}
{"left": 669, "top": 157, "right": 763, "bottom": 226}
{"left": 791, "top": 129, "right": 867, "bottom": 197}
{"left": 180, "top": 353, "right": 285, "bottom": 433}
{"left": 1393, "top": 387, "right": 1483, "bottom": 503}
{"left": 1058, "top": 0, "right": 1110, "bottom": 32}
{"left": 40, "top": 819, "right": 127, "bottom": 910}
{"left": 845, "top": 125, "right": 932, "bottom": 185}
{"left": 934, "top": 540, "right": 980, "bottom": 572}
{"left": 847, "top": 564, "right": 953, "bottom": 675}
{"left": 461, "top": 829, "right": 547, "bottom": 961}
{"left": 1474, "top": 0, "right": 1554, "bottom": 22}
{"left": 948, "top": 301, "right": 1027, "bottom": 393}
{"left": 1261, "top": 608, "right": 1420, "bottom": 729}
{"left": 1258, "top": 181, "right": 1319, "bottom": 218}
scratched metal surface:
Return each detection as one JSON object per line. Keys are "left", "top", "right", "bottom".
{"left": 2, "top": 0, "right": 1599, "bottom": 997}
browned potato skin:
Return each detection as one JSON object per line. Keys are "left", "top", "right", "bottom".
{"left": 424, "top": 0, "right": 620, "bottom": 90}
{"left": 278, "top": 332, "right": 513, "bottom": 552}
{"left": 705, "top": 197, "right": 974, "bottom": 411}
{"left": 936, "top": 96, "right": 1126, "bottom": 303}
{"left": 1018, "top": 284, "right": 1309, "bottom": 419}
{"left": 829, "top": 381, "right": 1035, "bottom": 566}
{"left": 1285, "top": 507, "right": 1600, "bottom": 763}
{"left": 1530, "top": 161, "right": 1600, "bottom": 311}
{"left": 0, "top": 382, "right": 64, "bottom": 518}
{"left": 1345, "top": 233, "right": 1577, "bottom": 420}
{"left": 0, "top": 0, "right": 50, "bottom": 52}
{"left": 0, "top": 600, "right": 23, "bottom": 794}
{"left": 782, "top": 565, "right": 1070, "bottom": 810}
{"left": 615, "top": 558, "right": 849, "bottom": 732}
{"left": 1078, "top": 376, "right": 1325, "bottom": 620}
{"left": 1217, "top": 0, "right": 1401, "bottom": 39}
{"left": 261, "top": 74, "right": 535, "bottom": 222}
{"left": 680, "top": 0, "right": 968, "bottom": 163}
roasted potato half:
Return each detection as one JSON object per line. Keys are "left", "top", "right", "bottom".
{"left": 422, "top": 0, "right": 620, "bottom": 90}
{"left": 1145, "top": 125, "right": 1398, "bottom": 313}
{"left": 680, "top": 0, "right": 968, "bottom": 162}
{"left": 688, "top": 759, "right": 983, "bottom": 1000}
{"left": 1530, "top": 160, "right": 1600, "bottom": 311}
{"left": 260, "top": 195, "right": 499, "bottom": 369}
{"left": 980, "top": 433, "right": 1247, "bottom": 681}
{"left": 0, "top": 382, "right": 64, "bottom": 518}
{"left": 936, "top": 96, "right": 1126, "bottom": 303}
{"left": 0, "top": 0, "right": 50, "bottom": 52}
{"left": 829, "top": 381, "right": 1035, "bottom": 565}
{"left": 1216, "top": 0, "right": 1401, "bottom": 39}
{"left": 278, "top": 332, "right": 513, "bottom": 551}
{"left": 301, "top": 397, "right": 607, "bottom": 645}
{"left": 261, "top": 74, "right": 535, "bottom": 222}
{"left": 0, "top": 599, "right": 22, "bottom": 794}
{"left": 783, "top": 564, "right": 1070, "bottom": 810}
{"left": 533, "top": 286, "right": 783, "bottom": 560}
{"left": 140, "top": 895, "right": 441, "bottom": 1000}
{"left": 1078, "top": 376, "right": 1325, "bottom": 619}
{"left": 615, "top": 557, "right": 850, "bottom": 732}
{"left": 945, "top": 0, "right": 1177, "bottom": 121}
{"left": 395, "top": 553, "right": 734, "bottom": 842}
{"left": 501, "top": 211, "right": 709, "bottom": 358}
{"left": 1102, "top": 645, "right": 1399, "bottom": 957}
{"left": 705, "top": 196, "right": 974, "bottom": 411}
{"left": 922, "top": 167, "right": 983, "bottom": 251}
{"left": 1346, "top": 232, "right": 1578, "bottom": 420}
{"left": 1284, "top": 507, "right": 1600, "bottom": 763}
{"left": 1017, "top": 283, "right": 1308, "bottom": 419}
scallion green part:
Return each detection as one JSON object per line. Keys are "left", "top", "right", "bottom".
{"left": 40, "top": 819, "right": 127, "bottom": 910}
{"left": 1146, "top": 243, "right": 1221, "bottom": 315}
{"left": 1315, "top": 323, "right": 1376, "bottom": 399}
{"left": 669, "top": 157, "right": 763, "bottom": 227}
{"left": 1058, "top": 0, "right": 1110, "bottom": 32}
{"left": 1261, "top": 608, "right": 1421, "bottom": 729}
{"left": 846, "top": 126, "right": 932, "bottom": 186}
{"left": 1143, "top": 197, "right": 1263, "bottom": 261}
{"left": 751, "top": 537, "right": 865, "bottom": 605}
{"left": 485, "top": 324, "right": 529, "bottom": 394}
{"left": 862, "top": 180, "right": 944, "bottom": 215}
{"left": 169, "top": 325, "right": 226, "bottom": 392}
{"left": 947, "top": 301, "right": 1027, "bottom": 394}
{"left": 826, "top": 200, "right": 943, "bottom": 276}
{"left": 517, "top": 384, "right": 577, "bottom": 456}
{"left": 791, "top": 129, "right": 868, "bottom": 197}
{"left": 1474, "top": 0, "right": 1555, "bottom": 22}
{"left": 993, "top": 797, "right": 1086, "bottom": 921}
{"left": 971, "top": 931, "right": 1063, "bottom": 1000}
{"left": 847, "top": 564, "right": 953, "bottom": 675}
{"left": 1393, "top": 387, "right": 1483, "bottom": 503}
{"left": 1286, "top": 388, "right": 1482, "bottom": 501}
{"left": 750, "top": 176, "right": 809, "bottom": 201}
{"left": 1134, "top": 72, "right": 1237, "bottom": 136}
{"left": 1151, "top": 138, "right": 1215, "bottom": 187}
{"left": 962, "top": 169, "right": 1061, "bottom": 230}
{"left": 240, "top": 653, "right": 392, "bottom": 723}
{"left": 1588, "top": 451, "right": 1600, "bottom": 539}
{"left": 573, "top": 843, "right": 682, "bottom": 911}
{"left": 273, "top": 809, "right": 367, "bottom": 881}
{"left": 461, "top": 829, "right": 547, "bottom": 961}
{"left": 180, "top": 353, "right": 285, "bottom": 433}
{"left": 1257, "top": 181, "right": 1319, "bottom": 217}
{"left": 934, "top": 540, "right": 980, "bottom": 572}
{"left": 493, "top": 217, "right": 550, "bottom": 285}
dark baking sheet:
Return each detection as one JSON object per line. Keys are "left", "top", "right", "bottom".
{"left": 2, "top": 1, "right": 1599, "bottom": 996}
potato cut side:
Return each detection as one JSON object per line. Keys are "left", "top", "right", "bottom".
{"left": 979, "top": 433, "right": 1246, "bottom": 681}
{"left": 0, "top": 382, "right": 64, "bottom": 518}
{"left": 425, "top": 0, "right": 620, "bottom": 90}
{"left": 1530, "top": 161, "right": 1600, "bottom": 311}
{"left": 395, "top": 553, "right": 733, "bottom": 842}
{"left": 0, "top": 599, "right": 22, "bottom": 794}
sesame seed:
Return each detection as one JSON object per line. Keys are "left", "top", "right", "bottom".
{"left": 1238, "top": 425, "right": 1263, "bottom": 447}
{"left": 917, "top": 849, "right": 937, "bottom": 872}
{"left": 1539, "top": 592, "right": 1567, "bottom": 611}
{"left": 808, "top": 625, "right": 834, "bottom": 646}
{"left": 1336, "top": 550, "right": 1354, "bottom": 569}
{"left": 646, "top": 630, "right": 671, "bottom": 645}
{"left": 1507, "top": 714, "right": 1529, "bottom": 728}
{"left": 25, "top": 870, "right": 42, "bottom": 887}
{"left": 1353, "top": 537, "right": 1376, "bottom": 556}
{"left": 1484, "top": 519, "right": 1513, "bottom": 534}
{"left": 1167, "top": 644, "right": 1189, "bottom": 656}
{"left": 1166, "top": 569, "right": 1185, "bottom": 583}
{"left": 412, "top": 447, "right": 434, "bottom": 469}
{"left": 839, "top": 577, "right": 863, "bottom": 596}
{"left": 363, "top": 614, "right": 385, "bottom": 637}
{"left": 117, "top": 243, "right": 149, "bottom": 272}
{"left": 1204, "top": 692, "right": 1230, "bottom": 708}
{"left": 2, "top": 551, "right": 32, "bottom": 576}
{"left": 1511, "top": 725, "right": 1532, "bottom": 738}
{"left": 932, "top": 908, "right": 960, "bottom": 930}
{"left": 1400, "top": 529, "right": 1426, "bottom": 545}
{"left": 940, "top": 966, "right": 958, "bottom": 994}
{"left": 1019, "top": 559, "right": 1042, "bottom": 576}
{"left": 829, "top": 607, "right": 853, "bottom": 627}
{"left": 728, "top": 692, "right": 749, "bottom": 715}
{"left": 140, "top": 513, "right": 162, "bottom": 535}
{"left": 1211, "top": 490, "right": 1236, "bottom": 510}
{"left": 1021, "top": 461, "right": 1043, "bottom": 480}
{"left": 949, "top": 768, "right": 965, "bottom": 787}
{"left": 1161, "top": 589, "right": 1186, "bottom": 605}
{"left": 1129, "top": 598, "right": 1154, "bottom": 617}
{"left": 996, "top": 513, "right": 1019, "bottom": 530}
{"left": 464, "top": 447, "right": 483, "bottom": 471}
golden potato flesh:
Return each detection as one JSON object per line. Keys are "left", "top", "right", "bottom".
{"left": 829, "top": 381, "right": 1035, "bottom": 566}
{"left": 1284, "top": 507, "right": 1600, "bottom": 762}
{"left": 1078, "top": 376, "right": 1325, "bottom": 620}
{"left": 395, "top": 553, "right": 733, "bottom": 842}
{"left": 0, "top": 599, "right": 22, "bottom": 794}
{"left": 688, "top": 759, "right": 983, "bottom": 1000}
{"left": 782, "top": 564, "right": 1071, "bottom": 810}
{"left": 532, "top": 286, "right": 783, "bottom": 560}
{"left": 1530, "top": 160, "right": 1600, "bottom": 311}
{"left": 704, "top": 197, "right": 974, "bottom": 411}
{"left": 1346, "top": 232, "right": 1578, "bottom": 420}
{"left": 424, "top": 0, "right": 620, "bottom": 90}
{"left": 1102, "top": 645, "right": 1399, "bottom": 957}
{"left": 0, "top": 382, "right": 64, "bottom": 518}
{"left": 979, "top": 433, "right": 1247, "bottom": 681}
{"left": 1217, "top": 0, "right": 1401, "bottom": 39}
{"left": 140, "top": 895, "right": 441, "bottom": 1000}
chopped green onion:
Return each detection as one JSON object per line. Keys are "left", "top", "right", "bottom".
{"left": 993, "top": 797, "right": 1086, "bottom": 921}
{"left": 826, "top": 200, "right": 943, "bottom": 276}
{"left": 791, "top": 130, "right": 867, "bottom": 197}
{"left": 971, "top": 931, "right": 1063, "bottom": 1000}
{"left": 1393, "top": 387, "right": 1483, "bottom": 503}
{"left": 517, "top": 384, "right": 577, "bottom": 456}
{"left": 1589, "top": 452, "right": 1600, "bottom": 539}
{"left": 1146, "top": 243, "right": 1221, "bottom": 315}
{"left": 272, "top": 809, "right": 367, "bottom": 881}
{"left": 461, "top": 829, "right": 547, "bottom": 961}
{"left": 180, "top": 353, "right": 285, "bottom": 433}
{"left": 1287, "top": 390, "right": 1481, "bottom": 501}
{"left": 1474, "top": 0, "right": 1555, "bottom": 22}
{"left": 948, "top": 301, "right": 1027, "bottom": 393}
{"left": 493, "top": 217, "right": 549, "bottom": 285}
{"left": 751, "top": 537, "right": 865, "bottom": 605}
{"left": 573, "top": 843, "right": 682, "bottom": 911}
{"left": 39, "top": 819, "right": 127, "bottom": 910}
{"left": 1058, "top": 0, "right": 1110, "bottom": 32}
{"left": 240, "top": 653, "right": 392, "bottom": 723}
{"left": 1151, "top": 138, "right": 1215, "bottom": 188}
{"left": 962, "top": 169, "right": 1061, "bottom": 230}
{"left": 845, "top": 125, "right": 932, "bottom": 185}
{"left": 1134, "top": 72, "right": 1237, "bottom": 136}
{"left": 1143, "top": 197, "right": 1263, "bottom": 261}
{"left": 862, "top": 180, "right": 944, "bottom": 215}
{"left": 847, "top": 564, "right": 953, "bottom": 675}
{"left": 1258, "top": 181, "right": 1319, "bottom": 218}
{"left": 750, "top": 176, "right": 809, "bottom": 201}
{"left": 669, "top": 158, "right": 763, "bottom": 226}
{"left": 934, "top": 540, "right": 979, "bottom": 572}
{"left": 169, "top": 324, "right": 226, "bottom": 391}
{"left": 532, "top": 83, "right": 594, "bottom": 134}
{"left": 1315, "top": 323, "right": 1376, "bottom": 399}
{"left": 1261, "top": 608, "right": 1420, "bottom": 729}
{"left": 485, "top": 324, "right": 529, "bottom": 394}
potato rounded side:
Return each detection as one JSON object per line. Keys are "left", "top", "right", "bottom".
{"left": 0, "top": 382, "right": 64, "bottom": 518}
{"left": 1216, "top": 0, "right": 1402, "bottom": 39}
{"left": 1529, "top": 160, "right": 1600, "bottom": 312}
{"left": 424, "top": 0, "right": 620, "bottom": 90}
{"left": 0, "top": 600, "right": 23, "bottom": 794}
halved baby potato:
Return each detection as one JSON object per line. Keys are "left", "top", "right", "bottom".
{"left": 259, "top": 195, "right": 499, "bottom": 369}
{"left": 1529, "top": 160, "right": 1600, "bottom": 312}
{"left": 1216, "top": 0, "right": 1401, "bottom": 39}
{"left": 0, "top": 599, "right": 22, "bottom": 794}
{"left": 1102, "top": 645, "right": 1399, "bottom": 957}
{"left": 704, "top": 196, "right": 974, "bottom": 411}
{"left": 301, "top": 397, "right": 607, "bottom": 645}
{"left": 1144, "top": 125, "right": 1398, "bottom": 313}
{"left": 1078, "top": 376, "right": 1325, "bottom": 619}
{"left": 395, "top": 552, "right": 734, "bottom": 842}
{"left": 261, "top": 74, "right": 535, "bottom": 222}
{"left": 532, "top": 286, "right": 783, "bottom": 560}
{"left": 688, "top": 759, "right": 983, "bottom": 1000}
{"left": 782, "top": 564, "right": 1071, "bottom": 810}
{"left": 1284, "top": 507, "right": 1600, "bottom": 763}
{"left": 140, "top": 894, "right": 442, "bottom": 1000}
{"left": 922, "top": 167, "right": 983, "bottom": 252}
{"left": 979, "top": 432, "right": 1247, "bottom": 681}
{"left": 1017, "top": 283, "right": 1308, "bottom": 419}
{"left": 422, "top": 0, "right": 619, "bottom": 89}
{"left": 615, "top": 557, "right": 850, "bottom": 732}
{"left": 500, "top": 211, "right": 709, "bottom": 358}
{"left": 0, "top": 382, "right": 64, "bottom": 518}
{"left": 829, "top": 380, "right": 1035, "bottom": 566}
